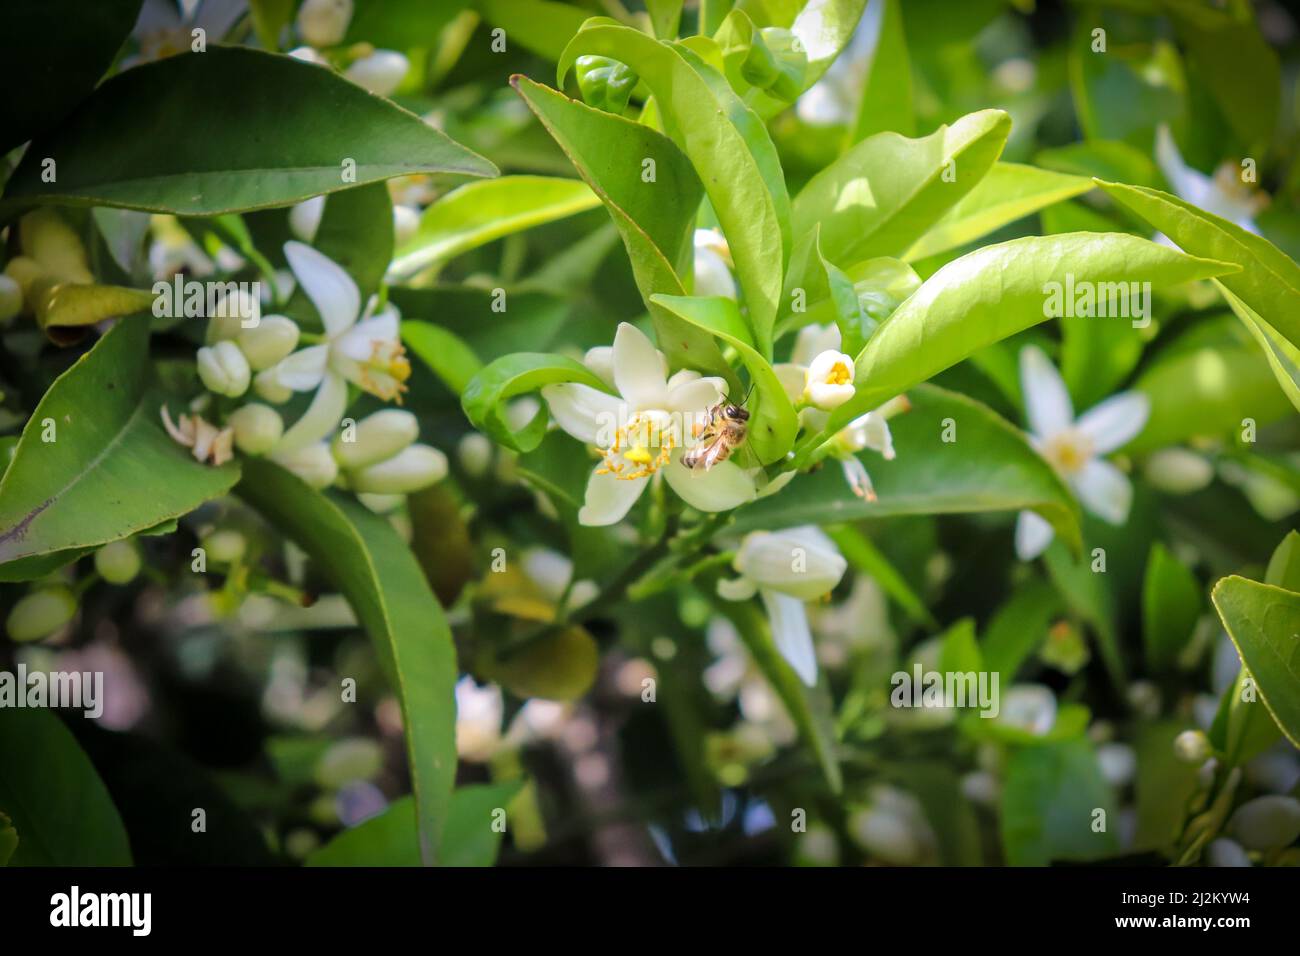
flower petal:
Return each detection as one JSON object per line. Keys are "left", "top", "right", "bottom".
{"left": 335, "top": 306, "right": 400, "bottom": 362}
{"left": 666, "top": 375, "right": 725, "bottom": 416}
{"left": 773, "top": 363, "right": 806, "bottom": 404}
{"left": 662, "top": 452, "right": 756, "bottom": 512}
{"left": 761, "top": 589, "right": 818, "bottom": 687}
{"left": 284, "top": 240, "right": 360, "bottom": 338}
{"left": 273, "top": 371, "right": 349, "bottom": 454}
{"left": 1014, "top": 510, "right": 1055, "bottom": 561}
{"left": 1074, "top": 457, "right": 1133, "bottom": 525}
{"left": 791, "top": 323, "right": 841, "bottom": 368}
{"left": 578, "top": 468, "right": 649, "bottom": 526}
{"left": 1020, "top": 345, "right": 1073, "bottom": 438}
{"left": 583, "top": 345, "right": 616, "bottom": 388}
{"left": 612, "top": 322, "right": 667, "bottom": 410}
{"left": 1076, "top": 391, "right": 1150, "bottom": 454}
{"left": 733, "top": 526, "right": 846, "bottom": 599}
{"left": 541, "top": 383, "right": 623, "bottom": 446}
{"left": 267, "top": 344, "right": 329, "bottom": 391}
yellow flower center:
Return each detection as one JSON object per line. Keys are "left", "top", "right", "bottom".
{"left": 1042, "top": 429, "right": 1092, "bottom": 476}
{"left": 595, "top": 412, "right": 676, "bottom": 481}
{"left": 826, "top": 361, "right": 852, "bottom": 385}
{"left": 357, "top": 340, "right": 411, "bottom": 402}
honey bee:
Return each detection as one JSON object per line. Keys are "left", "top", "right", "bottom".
{"left": 683, "top": 397, "right": 750, "bottom": 471}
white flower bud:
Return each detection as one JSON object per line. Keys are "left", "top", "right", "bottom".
{"left": 6, "top": 587, "right": 77, "bottom": 643}
{"left": 205, "top": 286, "right": 262, "bottom": 343}
{"left": 1227, "top": 795, "right": 1300, "bottom": 851}
{"left": 254, "top": 367, "right": 293, "bottom": 405}
{"left": 1206, "top": 838, "right": 1251, "bottom": 867}
{"left": 274, "top": 442, "right": 340, "bottom": 489}
{"left": 348, "top": 444, "right": 447, "bottom": 494}
{"left": 804, "top": 350, "right": 856, "bottom": 411}
{"left": 237, "top": 316, "right": 299, "bottom": 370}
{"left": 228, "top": 403, "right": 284, "bottom": 455}
{"left": 1097, "top": 742, "right": 1137, "bottom": 788}
{"left": 997, "top": 684, "right": 1058, "bottom": 736}
{"left": 94, "top": 539, "right": 141, "bottom": 585}
{"left": 296, "top": 0, "right": 352, "bottom": 48}
{"left": 1174, "top": 728, "right": 1211, "bottom": 764}
{"left": 732, "top": 526, "right": 847, "bottom": 601}
{"left": 392, "top": 204, "right": 420, "bottom": 246}
{"left": 1144, "top": 448, "right": 1214, "bottom": 494}
{"left": 0, "top": 274, "right": 22, "bottom": 323}
{"left": 358, "top": 492, "right": 405, "bottom": 513}
{"left": 288, "top": 195, "right": 325, "bottom": 243}
{"left": 345, "top": 50, "right": 409, "bottom": 97}
{"left": 202, "top": 529, "right": 247, "bottom": 565}
{"left": 332, "top": 409, "right": 419, "bottom": 470}
{"left": 197, "top": 341, "right": 251, "bottom": 397}
{"left": 693, "top": 229, "right": 737, "bottom": 299}
{"left": 457, "top": 431, "right": 493, "bottom": 477}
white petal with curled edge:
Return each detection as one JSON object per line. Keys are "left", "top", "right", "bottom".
{"left": 662, "top": 452, "right": 756, "bottom": 513}
{"left": 267, "top": 344, "right": 329, "bottom": 391}
{"left": 541, "top": 383, "right": 624, "bottom": 446}
{"left": 612, "top": 322, "right": 668, "bottom": 410}
{"left": 335, "top": 307, "right": 400, "bottom": 361}
{"left": 761, "top": 589, "right": 818, "bottom": 687}
{"left": 1019, "top": 345, "right": 1073, "bottom": 439}
{"left": 1076, "top": 391, "right": 1150, "bottom": 455}
{"left": 1014, "top": 509, "right": 1055, "bottom": 561}
{"left": 284, "top": 240, "right": 361, "bottom": 338}
{"left": 578, "top": 468, "right": 649, "bottom": 526}
{"left": 273, "top": 372, "right": 349, "bottom": 455}
{"left": 1074, "top": 457, "right": 1133, "bottom": 525}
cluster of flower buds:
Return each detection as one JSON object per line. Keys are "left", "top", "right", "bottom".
{"left": 291, "top": 0, "right": 410, "bottom": 98}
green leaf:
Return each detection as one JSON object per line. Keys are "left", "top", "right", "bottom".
{"left": 0, "top": 708, "right": 131, "bottom": 865}
{"left": 714, "top": 597, "right": 842, "bottom": 794}
{"left": 735, "top": 385, "right": 1082, "bottom": 553}
{"left": 402, "top": 321, "right": 483, "bottom": 396}
{"left": 647, "top": 0, "right": 684, "bottom": 39}
{"left": 1141, "top": 542, "right": 1201, "bottom": 671}
{"left": 476, "top": 0, "right": 589, "bottom": 61}
{"left": 1217, "top": 282, "right": 1300, "bottom": 413}
{"left": 938, "top": 617, "right": 983, "bottom": 675}
{"left": 785, "top": 0, "right": 870, "bottom": 90}
{"left": 792, "top": 109, "right": 1011, "bottom": 266}
{"left": 780, "top": 228, "right": 874, "bottom": 356}
{"left": 818, "top": 232, "right": 1239, "bottom": 441}
{"left": 0, "top": 320, "right": 240, "bottom": 566}
{"left": 825, "top": 524, "right": 935, "bottom": 627}
{"left": 1034, "top": 140, "right": 1162, "bottom": 189}
{"left": 981, "top": 579, "right": 1061, "bottom": 684}
{"left": 345, "top": 0, "right": 469, "bottom": 49}
{"left": 237, "top": 459, "right": 458, "bottom": 864}
{"left": 1, "top": 47, "right": 496, "bottom": 217}
{"left": 307, "top": 782, "right": 523, "bottom": 867}
{"left": 389, "top": 175, "right": 600, "bottom": 280}
{"left": 1211, "top": 574, "right": 1300, "bottom": 749}
{"left": 0, "top": 0, "right": 142, "bottom": 155}
{"left": 461, "top": 352, "right": 613, "bottom": 453}
{"left": 1001, "top": 738, "right": 1118, "bottom": 866}
{"left": 848, "top": 0, "right": 914, "bottom": 143}
{"left": 1133, "top": 720, "right": 1202, "bottom": 852}
{"left": 903, "top": 163, "right": 1093, "bottom": 262}
{"left": 511, "top": 76, "right": 733, "bottom": 382}
{"left": 559, "top": 21, "right": 791, "bottom": 355}
{"left": 650, "top": 294, "right": 797, "bottom": 465}
{"left": 1096, "top": 181, "right": 1300, "bottom": 351}
{"left": 1043, "top": 539, "right": 1125, "bottom": 691}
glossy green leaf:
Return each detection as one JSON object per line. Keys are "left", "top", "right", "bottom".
{"left": 981, "top": 579, "right": 1061, "bottom": 684}
{"left": 1, "top": 47, "right": 496, "bottom": 217}
{"left": 1133, "top": 720, "right": 1202, "bottom": 851}
{"left": 792, "top": 109, "right": 1011, "bottom": 266}
{"left": 238, "top": 459, "right": 458, "bottom": 864}
{"left": 0, "top": 0, "right": 142, "bottom": 155}
{"left": 1001, "top": 738, "right": 1118, "bottom": 866}
{"left": 825, "top": 524, "right": 935, "bottom": 626}
{"left": 1043, "top": 539, "right": 1125, "bottom": 691}
{"left": 1217, "top": 282, "right": 1300, "bottom": 413}
{"left": 559, "top": 21, "right": 791, "bottom": 355}
{"left": 650, "top": 294, "right": 797, "bottom": 465}
{"left": 1141, "top": 542, "right": 1201, "bottom": 671}
{"left": 461, "top": 353, "right": 613, "bottom": 453}
{"left": 345, "top": 0, "right": 469, "bottom": 49}
{"left": 903, "top": 163, "right": 1093, "bottom": 262}
{"left": 477, "top": 0, "right": 589, "bottom": 61}
{"left": 402, "top": 320, "right": 483, "bottom": 396}
{"left": 389, "top": 176, "right": 599, "bottom": 280}
{"left": 849, "top": 0, "right": 913, "bottom": 142}
{"left": 511, "top": 76, "right": 733, "bottom": 382}
{"left": 0, "top": 320, "right": 240, "bottom": 566}
{"left": 817, "top": 232, "right": 1237, "bottom": 442}
{"left": 647, "top": 0, "right": 684, "bottom": 39}
{"left": 735, "top": 385, "right": 1082, "bottom": 553}
{"left": 0, "top": 708, "right": 131, "bottom": 865}
{"left": 780, "top": 227, "right": 874, "bottom": 356}
{"left": 1097, "top": 181, "right": 1300, "bottom": 350}
{"left": 30, "top": 281, "right": 156, "bottom": 344}
{"left": 1211, "top": 574, "right": 1300, "bottom": 749}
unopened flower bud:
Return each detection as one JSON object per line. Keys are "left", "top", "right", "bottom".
{"left": 297, "top": 0, "right": 352, "bottom": 48}
{"left": 693, "top": 230, "right": 737, "bottom": 299}
{"left": 358, "top": 492, "right": 405, "bottom": 513}
{"left": 0, "top": 274, "right": 22, "bottom": 323}
{"left": 1174, "top": 728, "right": 1211, "bottom": 764}
{"left": 288, "top": 196, "right": 325, "bottom": 243}
{"left": 345, "top": 49, "right": 409, "bottom": 96}
{"left": 237, "top": 316, "right": 300, "bottom": 370}
{"left": 254, "top": 367, "right": 293, "bottom": 404}
{"left": 392, "top": 205, "right": 420, "bottom": 246}
{"left": 202, "top": 529, "right": 247, "bottom": 565}
{"left": 457, "top": 431, "right": 493, "bottom": 477}
{"left": 227, "top": 403, "right": 284, "bottom": 455}
{"left": 804, "top": 350, "right": 856, "bottom": 410}
{"left": 348, "top": 444, "right": 447, "bottom": 494}
{"left": 197, "top": 341, "right": 251, "bottom": 397}
{"left": 332, "top": 409, "right": 419, "bottom": 470}
{"left": 1206, "top": 838, "right": 1251, "bottom": 867}
{"left": 1227, "top": 795, "right": 1300, "bottom": 851}
{"left": 274, "top": 442, "right": 339, "bottom": 489}
{"left": 94, "top": 539, "right": 141, "bottom": 585}
{"left": 1144, "top": 448, "right": 1214, "bottom": 494}
{"left": 6, "top": 586, "right": 76, "bottom": 643}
